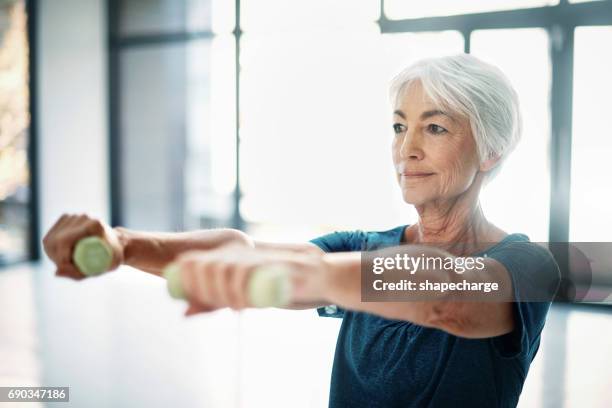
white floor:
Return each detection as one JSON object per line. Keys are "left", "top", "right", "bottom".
{"left": 1, "top": 262, "right": 611, "bottom": 407}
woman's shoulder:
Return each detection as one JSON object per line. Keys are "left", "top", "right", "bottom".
{"left": 309, "top": 225, "right": 408, "bottom": 252}
{"left": 483, "top": 234, "right": 561, "bottom": 300}
{"left": 484, "top": 231, "right": 558, "bottom": 267}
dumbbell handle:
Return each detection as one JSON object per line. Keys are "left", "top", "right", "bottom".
{"left": 163, "top": 263, "right": 293, "bottom": 308}
{"left": 72, "top": 236, "right": 114, "bottom": 276}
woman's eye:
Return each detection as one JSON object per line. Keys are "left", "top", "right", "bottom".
{"left": 393, "top": 123, "right": 406, "bottom": 134}
{"left": 427, "top": 124, "right": 448, "bottom": 135}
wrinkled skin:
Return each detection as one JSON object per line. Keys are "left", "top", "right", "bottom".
{"left": 391, "top": 81, "right": 503, "bottom": 246}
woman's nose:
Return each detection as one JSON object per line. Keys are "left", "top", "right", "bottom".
{"left": 399, "top": 130, "right": 424, "bottom": 160}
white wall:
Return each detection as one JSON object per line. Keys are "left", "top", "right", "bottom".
{"left": 37, "top": 0, "right": 110, "bottom": 229}
{"left": 35, "top": 1, "right": 113, "bottom": 406}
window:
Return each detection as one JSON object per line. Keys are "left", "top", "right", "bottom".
{"left": 471, "top": 29, "right": 551, "bottom": 241}
{"left": 111, "top": 0, "right": 612, "bottom": 245}
{"left": 0, "top": 0, "right": 35, "bottom": 265}
{"left": 240, "top": 16, "right": 465, "bottom": 242}
{"left": 379, "top": 0, "right": 612, "bottom": 246}
{"left": 570, "top": 26, "right": 612, "bottom": 242}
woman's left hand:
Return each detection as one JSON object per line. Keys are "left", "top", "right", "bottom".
{"left": 172, "top": 243, "right": 331, "bottom": 316}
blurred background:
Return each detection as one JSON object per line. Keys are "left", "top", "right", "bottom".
{"left": 0, "top": 0, "right": 611, "bottom": 406}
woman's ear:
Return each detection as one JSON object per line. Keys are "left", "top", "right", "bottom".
{"left": 479, "top": 153, "right": 501, "bottom": 173}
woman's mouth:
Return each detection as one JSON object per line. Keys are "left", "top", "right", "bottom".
{"left": 401, "top": 172, "right": 435, "bottom": 179}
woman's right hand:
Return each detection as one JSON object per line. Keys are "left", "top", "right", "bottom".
{"left": 42, "top": 213, "right": 125, "bottom": 280}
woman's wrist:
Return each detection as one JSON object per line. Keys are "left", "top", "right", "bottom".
{"left": 320, "top": 252, "right": 362, "bottom": 306}
{"left": 112, "top": 226, "right": 131, "bottom": 266}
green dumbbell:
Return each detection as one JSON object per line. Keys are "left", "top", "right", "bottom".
{"left": 72, "top": 236, "right": 113, "bottom": 276}
{"left": 163, "top": 262, "right": 293, "bottom": 308}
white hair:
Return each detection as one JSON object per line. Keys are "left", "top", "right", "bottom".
{"left": 389, "top": 53, "right": 522, "bottom": 183}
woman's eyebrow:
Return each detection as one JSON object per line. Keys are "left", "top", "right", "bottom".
{"left": 420, "top": 109, "right": 455, "bottom": 122}
{"left": 393, "top": 109, "right": 456, "bottom": 123}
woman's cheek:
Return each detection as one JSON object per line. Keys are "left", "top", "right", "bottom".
{"left": 433, "top": 146, "right": 471, "bottom": 197}
{"left": 391, "top": 141, "right": 402, "bottom": 184}
{"left": 437, "top": 171, "right": 457, "bottom": 197}
{"left": 391, "top": 138, "right": 401, "bottom": 161}
{"left": 450, "top": 156, "right": 478, "bottom": 195}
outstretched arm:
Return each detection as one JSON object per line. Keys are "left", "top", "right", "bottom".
{"left": 115, "top": 227, "right": 254, "bottom": 276}
{"left": 42, "top": 212, "right": 327, "bottom": 310}
{"left": 174, "top": 243, "right": 515, "bottom": 338}
{"left": 319, "top": 245, "right": 515, "bottom": 338}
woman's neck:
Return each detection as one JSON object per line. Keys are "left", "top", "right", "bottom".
{"left": 411, "top": 203, "right": 488, "bottom": 243}
{"left": 405, "top": 183, "right": 505, "bottom": 254}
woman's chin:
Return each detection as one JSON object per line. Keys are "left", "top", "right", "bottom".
{"left": 401, "top": 191, "right": 430, "bottom": 206}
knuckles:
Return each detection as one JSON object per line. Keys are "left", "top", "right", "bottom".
{"left": 176, "top": 253, "right": 253, "bottom": 310}
{"left": 43, "top": 213, "right": 108, "bottom": 266}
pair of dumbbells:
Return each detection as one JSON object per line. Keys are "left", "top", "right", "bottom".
{"left": 72, "top": 236, "right": 292, "bottom": 308}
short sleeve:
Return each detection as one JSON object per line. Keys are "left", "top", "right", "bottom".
{"left": 309, "top": 230, "right": 366, "bottom": 319}
{"left": 309, "top": 230, "right": 367, "bottom": 253}
{"left": 486, "top": 241, "right": 561, "bottom": 359}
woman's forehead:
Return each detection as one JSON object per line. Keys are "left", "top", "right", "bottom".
{"left": 395, "top": 81, "right": 439, "bottom": 110}
{"left": 393, "top": 81, "right": 470, "bottom": 127}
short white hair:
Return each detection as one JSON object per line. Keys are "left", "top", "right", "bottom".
{"left": 389, "top": 53, "right": 522, "bottom": 183}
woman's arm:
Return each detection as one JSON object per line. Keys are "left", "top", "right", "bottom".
{"left": 172, "top": 242, "right": 514, "bottom": 336}
{"left": 42, "top": 213, "right": 259, "bottom": 279}
{"left": 319, "top": 245, "right": 515, "bottom": 338}
{"left": 119, "top": 228, "right": 330, "bottom": 316}
{"left": 115, "top": 227, "right": 255, "bottom": 276}
{"left": 250, "top": 241, "right": 331, "bottom": 309}
{"left": 117, "top": 228, "right": 329, "bottom": 277}
{"left": 43, "top": 214, "right": 330, "bottom": 310}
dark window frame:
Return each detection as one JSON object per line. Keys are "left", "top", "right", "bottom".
{"left": 27, "top": 0, "right": 39, "bottom": 262}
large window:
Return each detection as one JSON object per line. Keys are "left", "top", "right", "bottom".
{"left": 471, "top": 28, "right": 551, "bottom": 241}
{"left": 111, "top": 1, "right": 612, "bottom": 245}
{"left": 241, "top": 28, "right": 465, "bottom": 241}
{"left": 570, "top": 26, "right": 612, "bottom": 242}
{"left": 0, "top": 0, "right": 35, "bottom": 265}
{"left": 380, "top": 0, "right": 612, "bottom": 244}
{"left": 110, "top": 0, "right": 612, "bottom": 255}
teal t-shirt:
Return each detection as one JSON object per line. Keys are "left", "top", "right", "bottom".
{"left": 310, "top": 225, "right": 560, "bottom": 408}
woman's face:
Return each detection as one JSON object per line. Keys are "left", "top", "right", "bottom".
{"left": 391, "top": 81, "right": 481, "bottom": 206}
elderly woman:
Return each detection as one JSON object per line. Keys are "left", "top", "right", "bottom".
{"left": 44, "top": 54, "right": 560, "bottom": 407}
